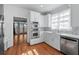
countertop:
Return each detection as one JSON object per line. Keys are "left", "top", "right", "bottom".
{"left": 59, "top": 33, "right": 79, "bottom": 39}
{"left": 42, "top": 31, "right": 79, "bottom": 39}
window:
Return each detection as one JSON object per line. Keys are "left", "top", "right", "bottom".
{"left": 51, "top": 9, "right": 71, "bottom": 30}
{"left": 51, "top": 14, "right": 58, "bottom": 29}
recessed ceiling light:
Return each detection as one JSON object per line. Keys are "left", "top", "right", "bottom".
{"left": 40, "top": 5, "right": 44, "bottom": 8}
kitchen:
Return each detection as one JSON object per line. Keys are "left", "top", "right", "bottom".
{"left": 0, "top": 4, "right": 79, "bottom": 55}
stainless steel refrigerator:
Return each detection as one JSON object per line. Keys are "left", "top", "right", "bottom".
{"left": 0, "top": 15, "right": 4, "bottom": 54}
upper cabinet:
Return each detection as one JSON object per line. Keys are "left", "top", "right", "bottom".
{"left": 30, "top": 11, "right": 40, "bottom": 22}
{"left": 30, "top": 11, "right": 44, "bottom": 27}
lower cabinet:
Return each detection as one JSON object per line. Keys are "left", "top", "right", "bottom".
{"left": 45, "top": 32, "right": 60, "bottom": 50}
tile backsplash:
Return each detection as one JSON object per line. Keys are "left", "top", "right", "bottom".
{"left": 39, "top": 27, "right": 52, "bottom": 31}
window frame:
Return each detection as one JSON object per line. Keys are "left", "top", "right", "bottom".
{"left": 51, "top": 9, "right": 72, "bottom": 31}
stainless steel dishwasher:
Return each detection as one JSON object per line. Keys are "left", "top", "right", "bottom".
{"left": 60, "top": 35, "right": 79, "bottom": 55}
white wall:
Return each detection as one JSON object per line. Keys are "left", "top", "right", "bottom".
{"left": 43, "top": 15, "right": 49, "bottom": 27}
{"left": 51, "top": 4, "right": 70, "bottom": 14}
{"left": 4, "top": 4, "right": 30, "bottom": 50}
{"left": 38, "top": 14, "right": 45, "bottom": 27}
{"left": 71, "top": 4, "right": 79, "bottom": 27}
{"left": 43, "top": 14, "right": 52, "bottom": 28}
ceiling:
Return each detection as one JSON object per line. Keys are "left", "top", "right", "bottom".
{"left": 13, "top": 4, "right": 63, "bottom": 13}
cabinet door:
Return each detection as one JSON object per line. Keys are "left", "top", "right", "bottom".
{"left": 40, "top": 31, "right": 44, "bottom": 42}
{"left": 45, "top": 33, "right": 54, "bottom": 45}
{"left": 30, "top": 11, "right": 35, "bottom": 21}
{"left": 30, "top": 11, "right": 40, "bottom": 22}
{"left": 38, "top": 15, "right": 44, "bottom": 27}
{"left": 45, "top": 33, "right": 60, "bottom": 50}
{"left": 53, "top": 36, "right": 60, "bottom": 50}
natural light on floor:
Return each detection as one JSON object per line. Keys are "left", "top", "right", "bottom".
{"left": 21, "top": 48, "right": 39, "bottom": 55}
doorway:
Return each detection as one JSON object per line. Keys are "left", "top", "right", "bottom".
{"left": 13, "top": 17, "right": 27, "bottom": 46}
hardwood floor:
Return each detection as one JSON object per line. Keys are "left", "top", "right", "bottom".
{"left": 5, "top": 43, "right": 63, "bottom": 55}
{"left": 5, "top": 34, "right": 63, "bottom": 55}
{"left": 13, "top": 34, "right": 27, "bottom": 46}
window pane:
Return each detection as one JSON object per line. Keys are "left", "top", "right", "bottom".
{"left": 52, "top": 23, "right": 58, "bottom": 29}
{"left": 52, "top": 19, "right": 58, "bottom": 23}
{"left": 52, "top": 14, "right": 58, "bottom": 29}
{"left": 52, "top": 14, "right": 58, "bottom": 19}
{"left": 59, "top": 17, "right": 70, "bottom": 22}
{"left": 63, "top": 10, "right": 70, "bottom": 16}
{"left": 59, "top": 18, "right": 63, "bottom": 21}
{"left": 60, "top": 9, "right": 70, "bottom": 17}
{"left": 63, "top": 16, "right": 70, "bottom": 20}
{"left": 51, "top": 9, "right": 71, "bottom": 30}
{"left": 59, "top": 22, "right": 71, "bottom": 29}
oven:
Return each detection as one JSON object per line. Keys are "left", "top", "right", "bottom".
{"left": 31, "top": 22, "right": 40, "bottom": 39}
{"left": 33, "top": 33, "right": 38, "bottom": 36}
{"left": 32, "top": 22, "right": 38, "bottom": 28}
{"left": 31, "top": 32, "right": 39, "bottom": 39}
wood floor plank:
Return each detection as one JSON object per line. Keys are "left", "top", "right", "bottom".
{"left": 5, "top": 43, "right": 63, "bottom": 55}
{"left": 5, "top": 34, "right": 63, "bottom": 55}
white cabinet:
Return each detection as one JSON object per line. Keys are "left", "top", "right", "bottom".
{"left": 30, "top": 11, "right": 44, "bottom": 45}
{"left": 45, "top": 32, "right": 60, "bottom": 50}
{"left": 38, "top": 15, "right": 44, "bottom": 27}
{"left": 30, "top": 11, "right": 40, "bottom": 22}
{"left": 40, "top": 31, "right": 44, "bottom": 41}
{"left": 30, "top": 11, "right": 44, "bottom": 27}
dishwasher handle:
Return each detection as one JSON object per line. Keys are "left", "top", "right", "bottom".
{"left": 60, "top": 36, "right": 78, "bottom": 42}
